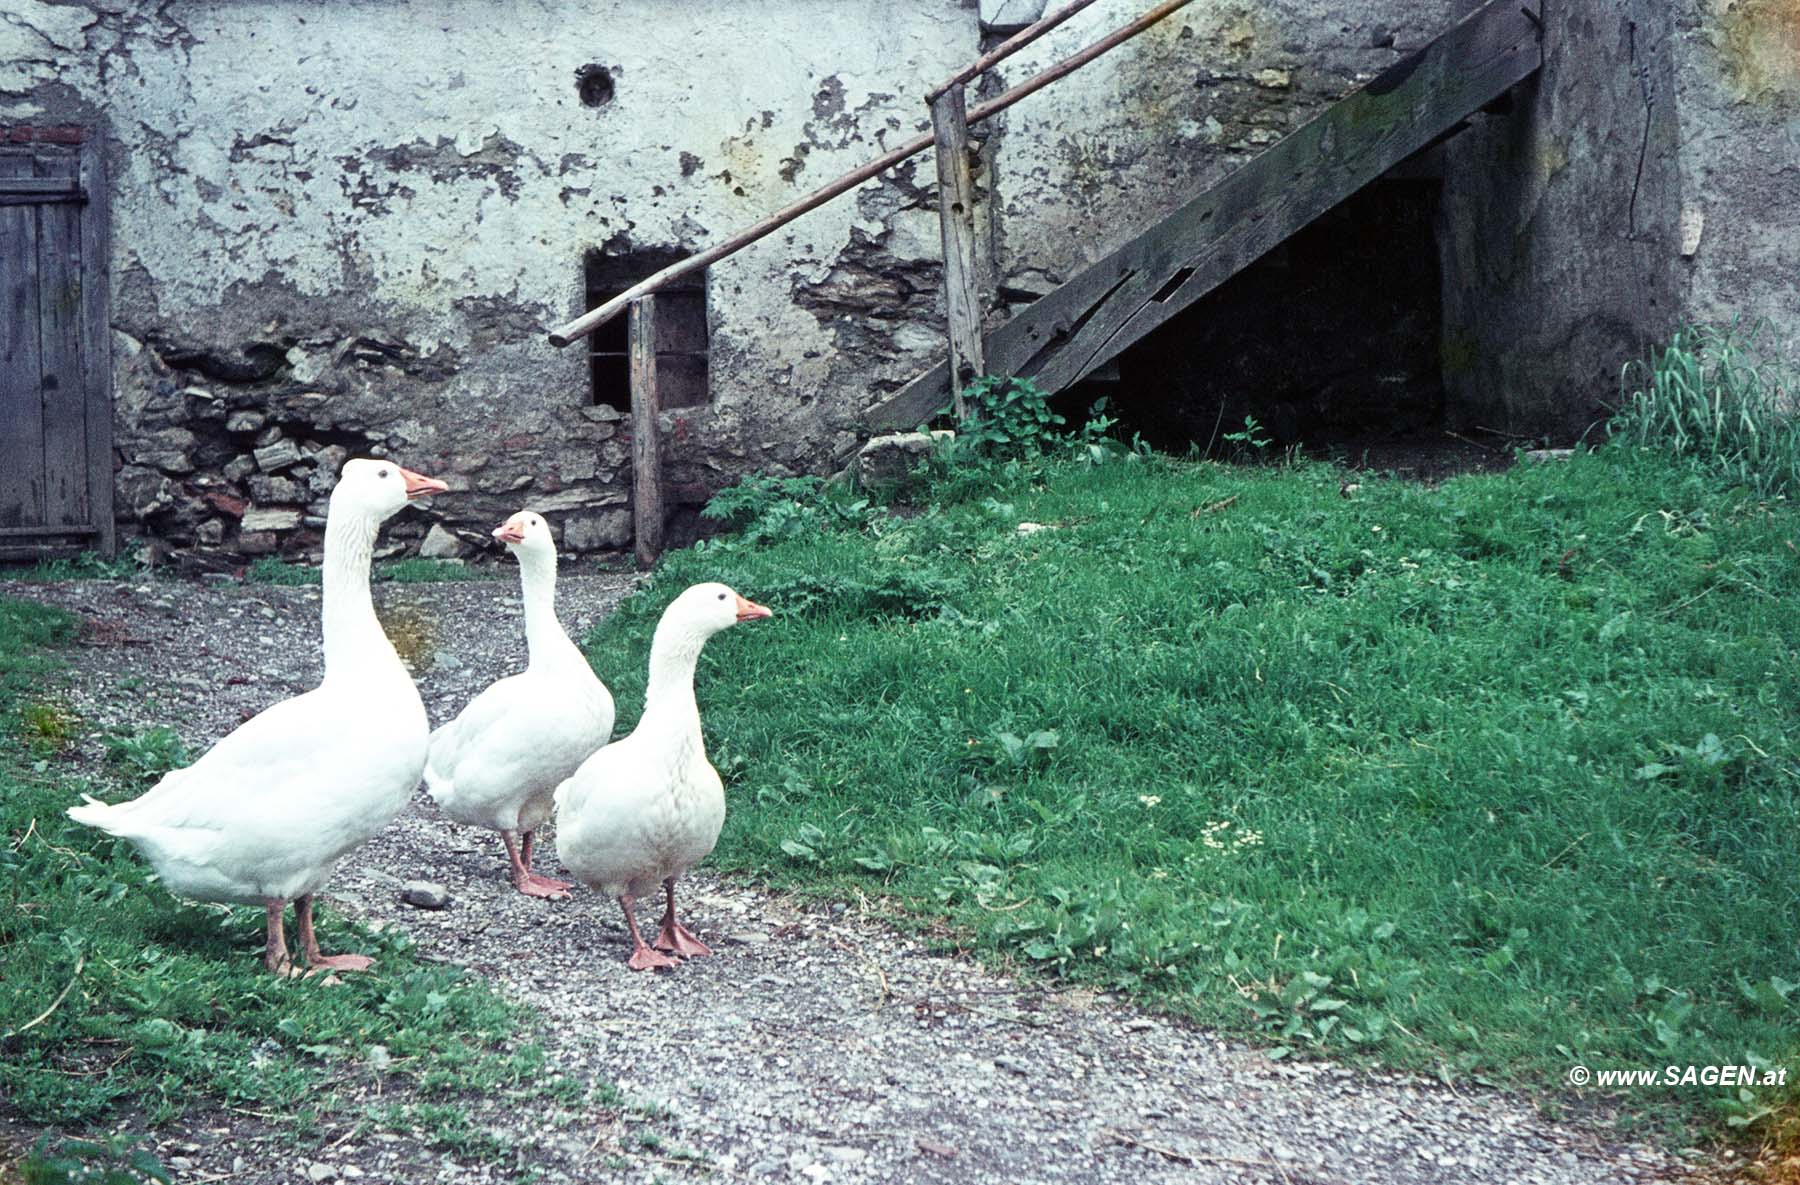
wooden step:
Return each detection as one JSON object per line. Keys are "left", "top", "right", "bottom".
{"left": 866, "top": 0, "right": 1542, "bottom": 430}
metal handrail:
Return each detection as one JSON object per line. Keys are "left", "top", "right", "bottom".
{"left": 546, "top": 0, "right": 1195, "bottom": 348}
{"left": 925, "top": 0, "right": 1101, "bottom": 102}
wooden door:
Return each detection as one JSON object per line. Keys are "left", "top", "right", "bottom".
{"left": 0, "top": 135, "right": 112, "bottom": 559}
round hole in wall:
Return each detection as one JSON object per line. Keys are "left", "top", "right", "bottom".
{"left": 577, "top": 64, "right": 615, "bottom": 108}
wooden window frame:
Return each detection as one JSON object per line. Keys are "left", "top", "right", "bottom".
{"left": 584, "top": 250, "right": 708, "bottom": 412}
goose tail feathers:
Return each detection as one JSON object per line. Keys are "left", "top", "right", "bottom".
{"left": 67, "top": 794, "right": 124, "bottom": 833}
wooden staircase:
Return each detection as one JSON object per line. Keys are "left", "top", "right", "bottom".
{"left": 864, "top": 0, "right": 1543, "bottom": 431}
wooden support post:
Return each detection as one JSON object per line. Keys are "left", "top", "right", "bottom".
{"left": 628, "top": 297, "right": 663, "bottom": 568}
{"left": 930, "top": 82, "right": 984, "bottom": 419}
{"left": 79, "top": 137, "right": 114, "bottom": 557}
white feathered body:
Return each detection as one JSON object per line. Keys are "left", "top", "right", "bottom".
{"left": 67, "top": 665, "right": 427, "bottom": 905}
{"left": 425, "top": 661, "right": 614, "bottom": 834}
{"left": 553, "top": 725, "right": 725, "bottom": 901}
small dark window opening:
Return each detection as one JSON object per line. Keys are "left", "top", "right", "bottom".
{"left": 584, "top": 249, "right": 709, "bottom": 412}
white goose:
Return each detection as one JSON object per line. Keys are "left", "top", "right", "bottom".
{"left": 68, "top": 458, "right": 448, "bottom": 975}
{"left": 553, "top": 582, "right": 771, "bottom": 970}
{"left": 424, "top": 510, "right": 615, "bottom": 898}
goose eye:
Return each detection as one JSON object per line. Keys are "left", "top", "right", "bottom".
{"left": 377, "top": 467, "right": 390, "bottom": 479}
{"left": 717, "top": 593, "right": 727, "bottom": 601}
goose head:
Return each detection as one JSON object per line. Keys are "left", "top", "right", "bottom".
{"left": 492, "top": 510, "right": 555, "bottom": 557}
{"left": 666, "top": 582, "right": 773, "bottom": 640}
{"left": 330, "top": 457, "right": 449, "bottom": 522}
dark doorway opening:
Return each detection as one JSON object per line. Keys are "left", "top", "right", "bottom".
{"left": 1070, "top": 180, "right": 1471, "bottom": 474}
{"left": 583, "top": 249, "right": 709, "bottom": 413}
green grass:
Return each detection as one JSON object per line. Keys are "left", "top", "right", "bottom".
{"left": 0, "top": 599, "right": 560, "bottom": 1158}
{"left": 13, "top": 1131, "right": 175, "bottom": 1184}
{"left": 244, "top": 556, "right": 488, "bottom": 586}
{"left": 588, "top": 444, "right": 1799, "bottom": 1143}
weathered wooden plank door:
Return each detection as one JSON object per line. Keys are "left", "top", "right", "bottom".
{"left": 0, "top": 135, "right": 113, "bottom": 559}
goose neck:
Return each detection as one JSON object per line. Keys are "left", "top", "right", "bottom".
{"left": 515, "top": 547, "right": 568, "bottom": 665}
{"left": 321, "top": 508, "right": 400, "bottom": 679}
{"left": 641, "top": 623, "right": 705, "bottom": 730}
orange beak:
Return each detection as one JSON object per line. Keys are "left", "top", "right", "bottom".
{"left": 492, "top": 519, "right": 526, "bottom": 545}
{"left": 734, "top": 594, "right": 773, "bottom": 623}
{"left": 400, "top": 467, "right": 450, "bottom": 501}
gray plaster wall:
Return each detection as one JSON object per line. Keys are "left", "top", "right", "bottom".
{"left": 1436, "top": 0, "right": 1687, "bottom": 438}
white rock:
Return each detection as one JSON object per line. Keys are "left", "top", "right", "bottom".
{"left": 254, "top": 439, "right": 304, "bottom": 472}
{"left": 400, "top": 881, "right": 450, "bottom": 910}
{"left": 856, "top": 430, "right": 953, "bottom": 489}
{"left": 240, "top": 506, "right": 303, "bottom": 532}
{"left": 418, "top": 524, "right": 465, "bottom": 559}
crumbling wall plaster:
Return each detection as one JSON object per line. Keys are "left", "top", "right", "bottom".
{"left": 4, "top": 1, "right": 978, "bottom": 562}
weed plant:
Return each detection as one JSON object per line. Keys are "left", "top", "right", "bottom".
{"left": 591, "top": 444, "right": 1799, "bottom": 1143}
{"left": 935, "top": 376, "right": 1067, "bottom": 460}
{"left": 15, "top": 552, "right": 144, "bottom": 583}
{"left": 1612, "top": 322, "right": 1799, "bottom": 497}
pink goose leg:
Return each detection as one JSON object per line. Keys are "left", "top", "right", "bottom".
{"left": 653, "top": 877, "right": 712, "bottom": 958}
{"left": 263, "top": 899, "right": 296, "bottom": 976}
{"left": 619, "top": 896, "right": 678, "bottom": 970}
{"left": 295, "top": 894, "right": 375, "bottom": 974}
{"left": 510, "top": 830, "right": 574, "bottom": 898}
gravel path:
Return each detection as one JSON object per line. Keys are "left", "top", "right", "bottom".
{"left": 2, "top": 573, "right": 1685, "bottom": 1185}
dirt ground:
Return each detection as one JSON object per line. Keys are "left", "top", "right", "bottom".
{"left": 1, "top": 571, "right": 1689, "bottom": 1185}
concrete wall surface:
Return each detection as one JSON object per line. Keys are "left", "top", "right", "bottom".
{"left": 1670, "top": 0, "right": 1800, "bottom": 381}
